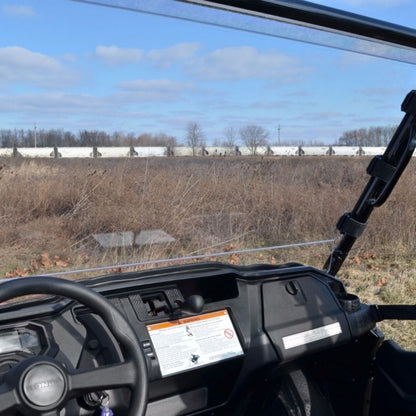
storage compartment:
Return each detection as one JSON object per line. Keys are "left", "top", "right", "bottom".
{"left": 262, "top": 276, "right": 351, "bottom": 362}
{"left": 371, "top": 340, "right": 416, "bottom": 415}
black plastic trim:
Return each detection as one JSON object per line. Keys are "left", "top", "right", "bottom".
{"left": 191, "top": 0, "right": 416, "bottom": 49}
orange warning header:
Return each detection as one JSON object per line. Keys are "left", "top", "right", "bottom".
{"left": 147, "top": 309, "right": 228, "bottom": 331}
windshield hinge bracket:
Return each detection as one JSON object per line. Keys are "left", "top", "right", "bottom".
{"left": 367, "top": 155, "right": 396, "bottom": 183}
{"left": 336, "top": 213, "right": 367, "bottom": 238}
{"left": 402, "top": 90, "right": 416, "bottom": 115}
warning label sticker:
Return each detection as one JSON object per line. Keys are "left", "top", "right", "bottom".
{"left": 147, "top": 310, "right": 244, "bottom": 377}
{"left": 282, "top": 322, "right": 342, "bottom": 350}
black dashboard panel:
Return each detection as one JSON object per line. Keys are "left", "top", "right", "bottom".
{"left": 263, "top": 275, "right": 351, "bottom": 362}
{"left": 0, "top": 262, "right": 375, "bottom": 415}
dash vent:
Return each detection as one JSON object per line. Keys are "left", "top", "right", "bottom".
{"left": 129, "top": 287, "right": 184, "bottom": 321}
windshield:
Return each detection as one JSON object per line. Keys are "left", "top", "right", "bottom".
{"left": 1, "top": 0, "right": 415, "bottom": 281}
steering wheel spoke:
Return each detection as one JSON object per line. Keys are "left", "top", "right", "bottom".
{"left": 69, "top": 360, "right": 137, "bottom": 396}
{"left": 0, "top": 276, "right": 148, "bottom": 416}
{"left": 40, "top": 410, "right": 60, "bottom": 416}
{"left": 0, "top": 384, "right": 61, "bottom": 416}
{"left": 0, "top": 384, "right": 19, "bottom": 413}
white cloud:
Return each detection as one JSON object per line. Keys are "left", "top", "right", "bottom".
{"left": 94, "top": 45, "right": 143, "bottom": 65}
{"left": 118, "top": 79, "right": 188, "bottom": 91}
{"left": 0, "top": 79, "right": 192, "bottom": 121}
{"left": 116, "top": 79, "right": 193, "bottom": 102}
{"left": 0, "top": 93, "right": 109, "bottom": 114}
{"left": 337, "top": 51, "right": 373, "bottom": 67}
{"left": 0, "top": 47, "right": 78, "bottom": 89}
{"left": 186, "top": 46, "right": 304, "bottom": 81}
{"left": 251, "top": 100, "right": 292, "bottom": 109}
{"left": 61, "top": 53, "right": 77, "bottom": 63}
{"left": 93, "top": 43, "right": 200, "bottom": 68}
{"left": 0, "top": 92, "right": 138, "bottom": 132}
{"left": 355, "top": 87, "right": 401, "bottom": 97}
{"left": 2, "top": 5, "right": 35, "bottom": 17}
{"left": 0, "top": 90, "right": 189, "bottom": 134}
{"left": 146, "top": 42, "right": 201, "bottom": 68}
{"left": 302, "top": 111, "right": 343, "bottom": 120}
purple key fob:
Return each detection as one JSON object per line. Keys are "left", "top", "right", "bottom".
{"left": 100, "top": 406, "right": 114, "bottom": 416}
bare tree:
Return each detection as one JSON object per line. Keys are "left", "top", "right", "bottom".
{"left": 379, "top": 125, "right": 397, "bottom": 145}
{"left": 137, "top": 132, "right": 178, "bottom": 147}
{"left": 111, "top": 131, "right": 125, "bottom": 146}
{"left": 338, "top": 125, "right": 398, "bottom": 146}
{"left": 0, "top": 129, "right": 16, "bottom": 147}
{"left": 223, "top": 126, "right": 238, "bottom": 147}
{"left": 219, "top": 126, "right": 239, "bottom": 152}
{"left": 78, "top": 130, "right": 110, "bottom": 146}
{"left": 63, "top": 131, "right": 77, "bottom": 146}
{"left": 186, "top": 122, "right": 205, "bottom": 156}
{"left": 240, "top": 125, "right": 269, "bottom": 155}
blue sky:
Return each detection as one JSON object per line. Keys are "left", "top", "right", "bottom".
{"left": 1, "top": 0, "right": 415, "bottom": 145}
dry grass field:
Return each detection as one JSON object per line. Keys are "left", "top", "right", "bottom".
{"left": 1, "top": 155, "right": 416, "bottom": 348}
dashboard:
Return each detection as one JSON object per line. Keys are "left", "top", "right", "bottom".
{"left": 0, "top": 262, "right": 379, "bottom": 416}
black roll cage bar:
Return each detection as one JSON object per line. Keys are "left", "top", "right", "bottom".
{"left": 324, "top": 91, "right": 416, "bottom": 275}
{"left": 183, "top": 0, "right": 416, "bottom": 48}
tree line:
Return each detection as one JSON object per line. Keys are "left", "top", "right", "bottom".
{"left": 0, "top": 129, "right": 177, "bottom": 148}
{"left": 186, "top": 122, "right": 398, "bottom": 154}
{"left": 336, "top": 125, "right": 397, "bottom": 147}
{"left": 0, "top": 123, "right": 398, "bottom": 150}
{"left": 186, "top": 122, "right": 270, "bottom": 155}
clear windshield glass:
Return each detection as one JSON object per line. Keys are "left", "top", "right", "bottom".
{"left": 1, "top": 0, "right": 415, "bottom": 279}
{"left": 76, "top": 0, "right": 416, "bottom": 64}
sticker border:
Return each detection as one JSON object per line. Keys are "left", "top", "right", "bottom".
{"left": 147, "top": 309, "right": 244, "bottom": 377}
{"left": 282, "top": 322, "right": 342, "bottom": 350}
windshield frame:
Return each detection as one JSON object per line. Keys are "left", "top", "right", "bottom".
{"left": 74, "top": 0, "right": 416, "bottom": 64}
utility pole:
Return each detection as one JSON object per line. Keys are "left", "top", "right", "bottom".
{"left": 278, "top": 124, "right": 281, "bottom": 146}
{"left": 34, "top": 122, "right": 37, "bottom": 148}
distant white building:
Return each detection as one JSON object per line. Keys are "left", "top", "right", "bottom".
{"left": 331, "top": 146, "right": 361, "bottom": 156}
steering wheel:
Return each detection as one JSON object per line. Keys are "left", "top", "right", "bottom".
{"left": 0, "top": 276, "right": 148, "bottom": 416}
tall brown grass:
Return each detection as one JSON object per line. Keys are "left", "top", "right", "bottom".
{"left": 3, "top": 156, "right": 416, "bottom": 349}
{"left": 0, "top": 156, "right": 415, "bottom": 275}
